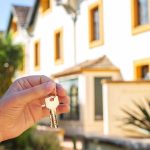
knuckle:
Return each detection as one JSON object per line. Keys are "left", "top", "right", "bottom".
{"left": 41, "top": 75, "right": 53, "bottom": 83}
{"left": 41, "top": 75, "right": 47, "bottom": 79}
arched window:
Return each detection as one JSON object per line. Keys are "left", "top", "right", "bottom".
{"left": 70, "top": 84, "right": 79, "bottom": 120}
{"left": 59, "top": 78, "right": 79, "bottom": 120}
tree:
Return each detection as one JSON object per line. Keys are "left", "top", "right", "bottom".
{"left": 0, "top": 35, "right": 24, "bottom": 96}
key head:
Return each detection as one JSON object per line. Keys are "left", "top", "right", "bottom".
{"left": 45, "top": 96, "right": 59, "bottom": 110}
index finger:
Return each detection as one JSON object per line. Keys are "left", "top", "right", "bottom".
{"left": 56, "top": 83, "right": 67, "bottom": 97}
{"left": 25, "top": 75, "right": 52, "bottom": 86}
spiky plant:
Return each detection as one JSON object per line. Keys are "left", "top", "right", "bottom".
{"left": 121, "top": 98, "right": 150, "bottom": 135}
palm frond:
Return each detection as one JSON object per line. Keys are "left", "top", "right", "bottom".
{"left": 121, "top": 98, "right": 150, "bottom": 135}
{"left": 133, "top": 100, "right": 150, "bottom": 121}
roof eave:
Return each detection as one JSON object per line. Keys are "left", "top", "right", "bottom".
{"left": 5, "top": 13, "right": 13, "bottom": 35}
{"left": 26, "top": 0, "right": 40, "bottom": 30}
{"left": 52, "top": 70, "right": 82, "bottom": 79}
{"left": 52, "top": 67, "right": 120, "bottom": 79}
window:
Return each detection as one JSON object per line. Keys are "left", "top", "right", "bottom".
{"left": 136, "top": 65, "right": 150, "bottom": 79}
{"left": 60, "top": 78, "right": 79, "bottom": 120}
{"left": 131, "top": 0, "right": 150, "bottom": 34}
{"left": 34, "top": 41, "right": 40, "bottom": 69}
{"left": 138, "top": 0, "right": 149, "bottom": 25}
{"left": 54, "top": 29, "right": 63, "bottom": 64}
{"left": 141, "top": 65, "right": 149, "bottom": 79}
{"left": 134, "top": 58, "right": 150, "bottom": 80}
{"left": 20, "top": 47, "right": 25, "bottom": 72}
{"left": 92, "top": 7, "right": 100, "bottom": 41}
{"left": 88, "top": 0, "right": 104, "bottom": 48}
{"left": 12, "top": 22, "right": 17, "bottom": 33}
{"left": 40, "top": 0, "right": 51, "bottom": 12}
{"left": 94, "top": 77, "right": 111, "bottom": 120}
{"left": 10, "top": 20, "right": 18, "bottom": 34}
{"left": 70, "top": 85, "right": 79, "bottom": 120}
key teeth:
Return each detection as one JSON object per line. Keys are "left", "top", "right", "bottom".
{"left": 49, "top": 110, "right": 58, "bottom": 128}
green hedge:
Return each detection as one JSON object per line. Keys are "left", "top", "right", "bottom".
{"left": 0, "top": 127, "right": 62, "bottom": 150}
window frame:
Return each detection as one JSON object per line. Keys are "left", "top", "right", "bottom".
{"left": 131, "top": 0, "right": 150, "bottom": 35}
{"left": 40, "top": 0, "right": 52, "bottom": 13}
{"left": 10, "top": 17, "right": 18, "bottom": 36}
{"left": 11, "top": 21, "right": 17, "bottom": 33}
{"left": 34, "top": 40, "right": 40, "bottom": 70}
{"left": 19, "top": 46, "right": 26, "bottom": 74}
{"left": 54, "top": 28, "right": 64, "bottom": 65}
{"left": 134, "top": 58, "right": 150, "bottom": 80}
{"left": 88, "top": 0, "right": 104, "bottom": 48}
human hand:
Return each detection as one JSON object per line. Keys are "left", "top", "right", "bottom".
{"left": 0, "top": 75, "right": 70, "bottom": 142}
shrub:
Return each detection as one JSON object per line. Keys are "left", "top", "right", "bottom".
{"left": 1, "top": 127, "right": 62, "bottom": 150}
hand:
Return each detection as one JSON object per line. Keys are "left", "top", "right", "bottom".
{"left": 0, "top": 75, "right": 70, "bottom": 141}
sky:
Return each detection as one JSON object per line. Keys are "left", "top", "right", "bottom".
{"left": 0, "top": 0, "right": 35, "bottom": 31}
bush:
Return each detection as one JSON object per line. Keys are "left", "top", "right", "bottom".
{"left": 1, "top": 127, "right": 62, "bottom": 150}
{"left": 31, "top": 130, "right": 61, "bottom": 150}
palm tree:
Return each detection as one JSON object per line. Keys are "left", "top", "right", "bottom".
{"left": 121, "top": 98, "right": 150, "bottom": 135}
{"left": 0, "top": 34, "right": 24, "bottom": 96}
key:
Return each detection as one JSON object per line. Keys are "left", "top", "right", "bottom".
{"left": 45, "top": 96, "right": 59, "bottom": 128}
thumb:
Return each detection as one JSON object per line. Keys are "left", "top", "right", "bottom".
{"left": 16, "top": 81, "right": 56, "bottom": 104}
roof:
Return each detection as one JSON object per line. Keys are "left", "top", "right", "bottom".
{"left": 6, "top": 5, "right": 32, "bottom": 34}
{"left": 26, "top": 0, "right": 40, "bottom": 28}
{"left": 52, "top": 55, "right": 120, "bottom": 78}
{"left": 6, "top": 0, "right": 39, "bottom": 34}
{"left": 12, "top": 5, "right": 31, "bottom": 28}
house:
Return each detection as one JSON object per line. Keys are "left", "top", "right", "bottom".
{"left": 6, "top": 5, "right": 33, "bottom": 75}
{"left": 6, "top": 0, "right": 150, "bottom": 138}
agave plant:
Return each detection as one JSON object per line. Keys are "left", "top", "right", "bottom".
{"left": 121, "top": 98, "right": 150, "bottom": 135}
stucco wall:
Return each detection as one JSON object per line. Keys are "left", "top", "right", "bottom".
{"left": 75, "top": 0, "right": 150, "bottom": 80}
{"left": 103, "top": 80, "right": 150, "bottom": 137}
{"left": 57, "top": 71, "right": 121, "bottom": 136}
{"left": 13, "top": 0, "right": 150, "bottom": 80}
{"left": 83, "top": 71, "right": 122, "bottom": 135}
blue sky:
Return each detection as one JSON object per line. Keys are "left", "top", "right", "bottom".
{"left": 0, "top": 0, "right": 35, "bottom": 31}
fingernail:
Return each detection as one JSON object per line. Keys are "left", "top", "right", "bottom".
{"left": 56, "top": 83, "right": 67, "bottom": 94}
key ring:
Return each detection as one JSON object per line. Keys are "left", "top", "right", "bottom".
{"left": 41, "top": 86, "right": 57, "bottom": 107}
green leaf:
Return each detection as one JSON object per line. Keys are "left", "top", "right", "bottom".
{"left": 121, "top": 99, "right": 150, "bottom": 135}
{"left": 0, "top": 34, "right": 24, "bottom": 96}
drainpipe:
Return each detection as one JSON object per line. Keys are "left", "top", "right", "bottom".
{"left": 56, "top": 0, "right": 79, "bottom": 65}
{"left": 72, "top": 13, "right": 77, "bottom": 65}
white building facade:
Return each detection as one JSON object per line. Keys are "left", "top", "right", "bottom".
{"left": 27, "top": 0, "right": 150, "bottom": 79}
{"left": 7, "top": 0, "right": 150, "bottom": 137}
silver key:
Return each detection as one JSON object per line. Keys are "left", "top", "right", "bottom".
{"left": 45, "top": 96, "right": 59, "bottom": 128}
